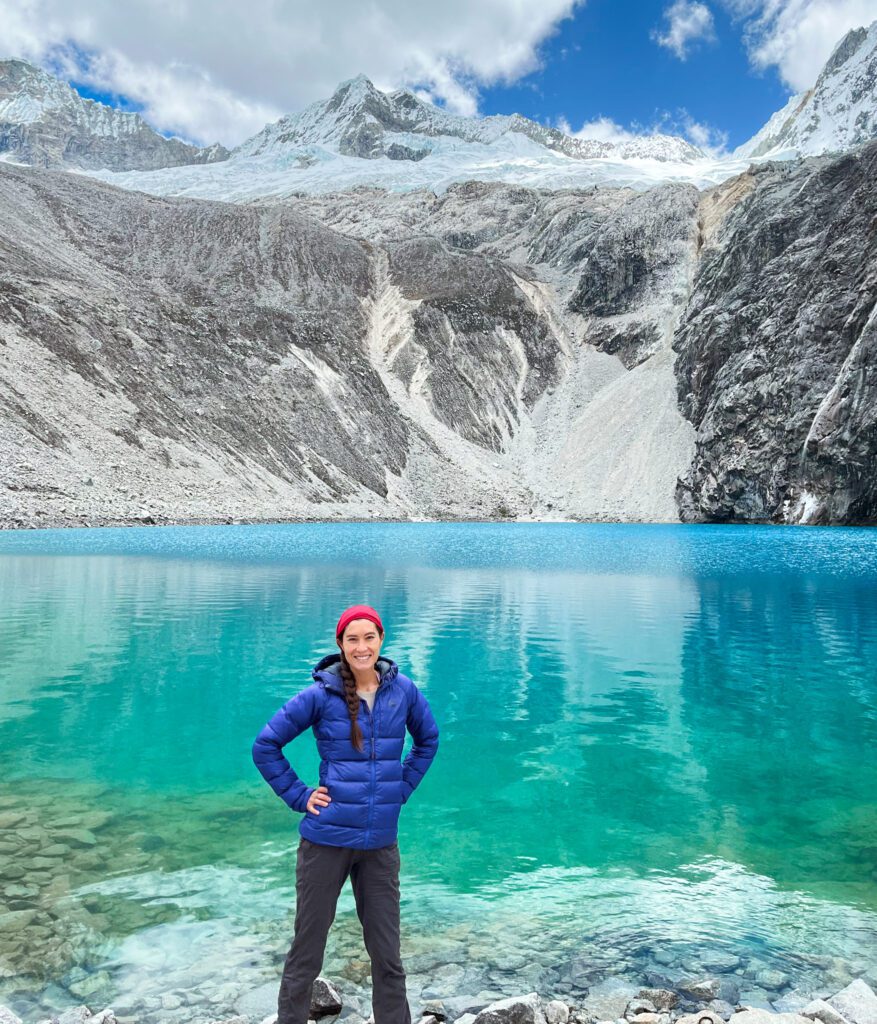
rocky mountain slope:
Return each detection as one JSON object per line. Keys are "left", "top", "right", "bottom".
{"left": 735, "top": 22, "right": 877, "bottom": 159}
{"left": 1, "top": 135, "right": 875, "bottom": 526}
{"left": 0, "top": 59, "right": 228, "bottom": 170}
{"left": 0, "top": 163, "right": 699, "bottom": 526}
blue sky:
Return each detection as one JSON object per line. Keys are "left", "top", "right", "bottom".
{"left": 5, "top": 0, "right": 872, "bottom": 150}
{"left": 477, "top": 1, "right": 790, "bottom": 149}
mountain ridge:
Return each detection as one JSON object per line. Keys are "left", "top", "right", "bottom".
{"left": 235, "top": 72, "right": 705, "bottom": 164}
{"left": 0, "top": 58, "right": 229, "bottom": 171}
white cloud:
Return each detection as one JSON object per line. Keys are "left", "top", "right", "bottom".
{"left": 675, "top": 112, "right": 730, "bottom": 153}
{"left": 558, "top": 114, "right": 638, "bottom": 144}
{"left": 0, "top": 0, "right": 583, "bottom": 146}
{"left": 653, "top": 0, "right": 717, "bottom": 59}
{"left": 726, "top": 0, "right": 877, "bottom": 91}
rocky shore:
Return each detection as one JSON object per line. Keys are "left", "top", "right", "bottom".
{"left": 2, "top": 975, "right": 876, "bottom": 1024}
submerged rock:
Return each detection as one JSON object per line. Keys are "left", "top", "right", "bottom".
{"left": 637, "top": 990, "right": 678, "bottom": 1011}
{"left": 679, "top": 980, "right": 722, "bottom": 1002}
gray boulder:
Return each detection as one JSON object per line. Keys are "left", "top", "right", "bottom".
{"left": 802, "top": 1000, "right": 850, "bottom": 1024}
{"left": 676, "top": 1012, "right": 724, "bottom": 1024}
{"left": 827, "top": 980, "right": 877, "bottom": 1024}
{"left": 546, "top": 1003, "right": 571, "bottom": 1024}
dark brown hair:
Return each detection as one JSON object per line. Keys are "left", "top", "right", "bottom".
{"left": 337, "top": 623, "right": 384, "bottom": 752}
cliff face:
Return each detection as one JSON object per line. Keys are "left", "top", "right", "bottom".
{"left": 673, "top": 143, "right": 877, "bottom": 524}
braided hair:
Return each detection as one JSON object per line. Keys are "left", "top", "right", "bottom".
{"left": 337, "top": 651, "right": 366, "bottom": 753}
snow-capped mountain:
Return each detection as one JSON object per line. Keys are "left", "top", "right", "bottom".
{"left": 735, "top": 21, "right": 877, "bottom": 159}
{"left": 237, "top": 73, "right": 703, "bottom": 163}
{"left": 0, "top": 58, "right": 228, "bottom": 171}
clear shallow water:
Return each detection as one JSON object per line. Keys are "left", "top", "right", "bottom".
{"left": 0, "top": 524, "right": 876, "bottom": 1023}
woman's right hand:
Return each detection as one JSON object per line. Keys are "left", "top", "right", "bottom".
{"left": 307, "top": 786, "right": 332, "bottom": 815}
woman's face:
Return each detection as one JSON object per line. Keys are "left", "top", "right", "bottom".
{"left": 339, "top": 618, "right": 384, "bottom": 674}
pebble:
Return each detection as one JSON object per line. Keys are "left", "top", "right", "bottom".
{"left": 53, "top": 830, "right": 98, "bottom": 848}
{"left": 40, "top": 844, "right": 71, "bottom": 857}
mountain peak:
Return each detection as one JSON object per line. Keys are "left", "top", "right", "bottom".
{"left": 736, "top": 18, "right": 877, "bottom": 159}
{"left": 326, "top": 73, "right": 380, "bottom": 109}
{"left": 822, "top": 25, "right": 869, "bottom": 77}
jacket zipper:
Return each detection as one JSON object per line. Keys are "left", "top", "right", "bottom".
{"left": 362, "top": 684, "right": 384, "bottom": 846}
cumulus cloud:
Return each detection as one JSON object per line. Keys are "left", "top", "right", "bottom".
{"left": 726, "top": 0, "right": 877, "bottom": 91}
{"left": 0, "top": 0, "right": 582, "bottom": 145}
{"left": 653, "top": 0, "right": 717, "bottom": 59}
{"left": 674, "top": 112, "right": 730, "bottom": 153}
{"left": 557, "top": 114, "right": 638, "bottom": 144}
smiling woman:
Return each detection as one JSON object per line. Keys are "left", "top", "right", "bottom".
{"left": 252, "top": 603, "right": 440, "bottom": 1024}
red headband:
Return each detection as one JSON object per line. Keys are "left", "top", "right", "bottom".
{"left": 336, "top": 604, "right": 384, "bottom": 641}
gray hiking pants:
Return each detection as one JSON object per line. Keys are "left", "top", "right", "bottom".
{"left": 278, "top": 837, "right": 412, "bottom": 1024}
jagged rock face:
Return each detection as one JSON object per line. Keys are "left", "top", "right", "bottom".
{"left": 0, "top": 164, "right": 403, "bottom": 502}
{"left": 5, "top": 144, "right": 874, "bottom": 528}
{"left": 673, "top": 143, "right": 877, "bottom": 524}
{"left": 1, "top": 164, "right": 605, "bottom": 524}
{"left": 0, "top": 59, "right": 229, "bottom": 171}
{"left": 289, "top": 180, "right": 698, "bottom": 369}
{"left": 289, "top": 182, "right": 705, "bottom": 411}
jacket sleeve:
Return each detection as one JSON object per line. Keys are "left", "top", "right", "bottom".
{"left": 401, "top": 681, "right": 439, "bottom": 805}
{"left": 252, "top": 685, "right": 322, "bottom": 813}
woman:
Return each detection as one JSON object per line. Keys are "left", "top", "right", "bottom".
{"left": 252, "top": 604, "right": 439, "bottom": 1024}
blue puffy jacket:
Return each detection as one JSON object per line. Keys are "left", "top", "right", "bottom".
{"left": 252, "top": 653, "right": 439, "bottom": 849}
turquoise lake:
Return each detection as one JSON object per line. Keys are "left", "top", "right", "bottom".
{"left": 0, "top": 523, "right": 876, "bottom": 1023}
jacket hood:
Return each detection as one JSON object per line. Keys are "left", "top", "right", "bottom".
{"left": 312, "top": 652, "right": 399, "bottom": 694}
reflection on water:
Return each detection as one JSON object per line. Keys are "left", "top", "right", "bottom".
{"left": 0, "top": 524, "right": 875, "bottom": 1023}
